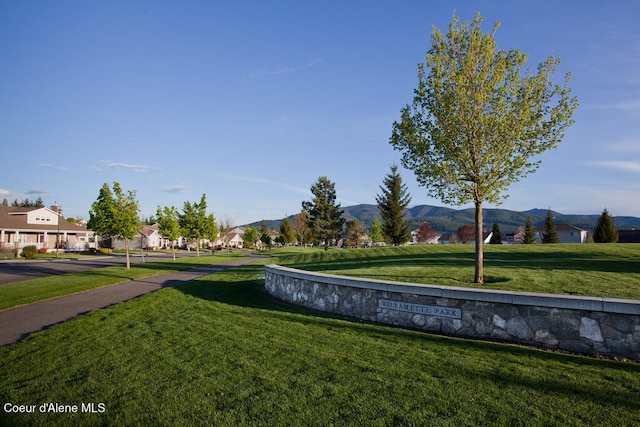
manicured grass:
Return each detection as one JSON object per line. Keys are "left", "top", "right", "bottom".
{"left": 0, "top": 253, "right": 247, "bottom": 311}
{"left": 1, "top": 256, "right": 639, "bottom": 426}
{"left": 279, "top": 244, "right": 640, "bottom": 300}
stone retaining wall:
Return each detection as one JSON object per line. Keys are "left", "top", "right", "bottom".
{"left": 264, "top": 265, "right": 640, "bottom": 360}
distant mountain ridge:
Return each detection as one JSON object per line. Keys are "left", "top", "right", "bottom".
{"left": 246, "top": 204, "right": 640, "bottom": 233}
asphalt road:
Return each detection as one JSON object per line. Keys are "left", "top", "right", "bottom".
{"left": 0, "top": 257, "right": 256, "bottom": 346}
{"left": 0, "top": 251, "right": 221, "bottom": 285}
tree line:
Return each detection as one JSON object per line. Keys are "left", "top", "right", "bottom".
{"left": 87, "top": 182, "right": 218, "bottom": 269}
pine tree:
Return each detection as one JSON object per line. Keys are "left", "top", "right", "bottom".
{"left": 302, "top": 176, "right": 345, "bottom": 250}
{"left": 369, "top": 218, "right": 383, "bottom": 244}
{"left": 523, "top": 216, "right": 536, "bottom": 244}
{"left": 489, "top": 222, "right": 502, "bottom": 244}
{"left": 376, "top": 165, "right": 412, "bottom": 245}
{"left": 279, "top": 217, "right": 296, "bottom": 245}
{"left": 542, "top": 209, "right": 559, "bottom": 243}
{"left": 593, "top": 208, "right": 618, "bottom": 243}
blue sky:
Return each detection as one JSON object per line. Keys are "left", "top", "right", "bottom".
{"left": 1, "top": 1, "right": 639, "bottom": 227}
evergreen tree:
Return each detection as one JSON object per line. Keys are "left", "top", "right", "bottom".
{"left": 593, "top": 208, "right": 618, "bottom": 243}
{"left": 302, "top": 176, "right": 345, "bottom": 250}
{"left": 523, "top": 216, "right": 536, "bottom": 244}
{"left": 376, "top": 164, "right": 412, "bottom": 245}
{"left": 369, "top": 218, "right": 383, "bottom": 243}
{"left": 542, "top": 209, "right": 559, "bottom": 243}
{"left": 260, "top": 232, "right": 273, "bottom": 250}
{"left": 489, "top": 222, "right": 502, "bottom": 244}
{"left": 279, "top": 217, "right": 296, "bottom": 245}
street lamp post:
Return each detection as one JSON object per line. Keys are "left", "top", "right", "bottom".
{"left": 55, "top": 202, "right": 61, "bottom": 258}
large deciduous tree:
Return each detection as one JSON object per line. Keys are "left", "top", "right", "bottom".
{"left": 376, "top": 164, "right": 412, "bottom": 246}
{"left": 302, "top": 176, "right": 345, "bottom": 250}
{"left": 88, "top": 182, "right": 140, "bottom": 269}
{"left": 390, "top": 12, "right": 577, "bottom": 283}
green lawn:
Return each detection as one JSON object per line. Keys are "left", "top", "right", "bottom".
{"left": 280, "top": 244, "right": 640, "bottom": 300}
{"left": 0, "top": 253, "right": 247, "bottom": 311}
{"left": 1, "top": 246, "right": 639, "bottom": 425}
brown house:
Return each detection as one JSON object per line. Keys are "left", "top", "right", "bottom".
{"left": 0, "top": 205, "right": 92, "bottom": 252}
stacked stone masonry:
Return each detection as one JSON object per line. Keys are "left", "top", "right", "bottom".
{"left": 264, "top": 265, "right": 640, "bottom": 360}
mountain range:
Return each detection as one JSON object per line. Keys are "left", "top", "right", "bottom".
{"left": 247, "top": 204, "right": 640, "bottom": 234}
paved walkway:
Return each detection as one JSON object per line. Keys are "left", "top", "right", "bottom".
{"left": 0, "top": 257, "right": 256, "bottom": 347}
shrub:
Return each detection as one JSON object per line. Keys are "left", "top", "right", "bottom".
{"left": 38, "top": 247, "right": 49, "bottom": 254}
{"left": 21, "top": 245, "right": 38, "bottom": 259}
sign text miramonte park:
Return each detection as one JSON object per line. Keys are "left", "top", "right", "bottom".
{"left": 378, "top": 299, "right": 461, "bottom": 319}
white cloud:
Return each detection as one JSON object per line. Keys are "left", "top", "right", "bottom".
{"left": 592, "top": 98, "right": 640, "bottom": 116}
{"left": 589, "top": 161, "right": 640, "bottom": 174}
{"left": 91, "top": 161, "right": 152, "bottom": 173}
{"left": 228, "top": 175, "right": 311, "bottom": 196}
{"left": 0, "top": 188, "right": 10, "bottom": 196}
{"left": 161, "top": 185, "right": 190, "bottom": 194}
{"left": 39, "top": 163, "right": 70, "bottom": 171}
{"left": 26, "top": 188, "right": 49, "bottom": 196}
{"left": 245, "top": 58, "right": 323, "bottom": 80}
{"left": 610, "top": 139, "right": 640, "bottom": 153}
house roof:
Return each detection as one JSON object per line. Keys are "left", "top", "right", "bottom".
{"left": 140, "top": 223, "right": 160, "bottom": 237}
{"left": 0, "top": 206, "right": 89, "bottom": 233}
{"left": 535, "top": 224, "right": 586, "bottom": 233}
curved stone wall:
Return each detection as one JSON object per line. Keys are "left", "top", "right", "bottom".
{"left": 264, "top": 264, "right": 640, "bottom": 360}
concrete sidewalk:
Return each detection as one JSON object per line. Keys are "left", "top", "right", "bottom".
{"left": 0, "top": 257, "right": 254, "bottom": 347}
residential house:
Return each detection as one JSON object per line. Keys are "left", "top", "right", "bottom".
{"left": 215, "top": 227, "right": 245, "bottom": 249}
{"left": 618, "top": 230, "right": 640, "bottom": 243}
{"left": 436, "top": 231, "right": 493, "bottom": 244}
{"left": 0, "top": 205, "right": 93, "bottom": 252}
{"left": 133, "top": 224, "right": 165, "bottom": 250}
{"left": 411, "top": 228, "right": 441, "bottom": 244}
{"left": 535, "top": 224, "right": 588, "bottom": 243}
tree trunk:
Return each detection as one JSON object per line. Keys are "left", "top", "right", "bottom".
{"left": 474, "top": 201, "right": 484, "bottom": 284}
{"left": 124, "top": 237, "right": 131, "bottom": 270}
{"left": 171, "top": 242, "right": 176, "bottom": 260}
